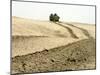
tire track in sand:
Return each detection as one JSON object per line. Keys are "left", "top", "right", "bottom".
{"left": 54, "top": 22, "right": 78, "bottom": 39}
{"left": 61, "top": 22, "right": 93, "bottom": 39}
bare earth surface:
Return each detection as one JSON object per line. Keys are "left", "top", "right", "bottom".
{"left": 12, "top": 16, "right": 96, "bottom": 74}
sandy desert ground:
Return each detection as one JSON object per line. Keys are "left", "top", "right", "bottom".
{"left": 12, "top": 16, "right": 96, "bottom": 74}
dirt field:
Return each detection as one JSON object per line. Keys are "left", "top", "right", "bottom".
{"left": 12, "top": 38, "right": 95, "bottom": 74}
{"left": 12, "top": 16, "right": 96, "bottom": 74}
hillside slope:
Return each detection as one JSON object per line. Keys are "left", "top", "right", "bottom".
{"left": 12, "top": 16, "right": 95, "bottom": 57}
